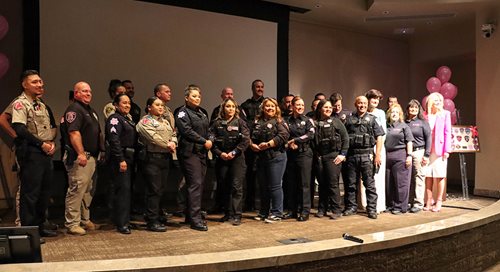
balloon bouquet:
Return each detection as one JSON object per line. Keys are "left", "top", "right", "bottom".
{"left": 423, "top": 66, "right": 459, "bottom": 124}
{"left": 0, "top": 14, "right": 10, "bottom": 80}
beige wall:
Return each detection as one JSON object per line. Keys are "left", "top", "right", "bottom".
{"left": 408, "top": 18, "right": 476, "bottom": 188}
{"left": 288, "top": 21, "right": 409, "bottom": 110}
{"left": 475, "top": 7, "right": 500, "bottom": 198}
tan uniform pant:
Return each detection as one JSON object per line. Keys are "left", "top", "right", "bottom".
{"left": 64, "top": 157, "right": 97, "bottom": 228}
{"left": 410, "top": 149, "right": 426, "bottom": 208}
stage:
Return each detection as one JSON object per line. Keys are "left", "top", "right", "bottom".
{"left": 1, "top": 194, "right": 499, "bottom": 271}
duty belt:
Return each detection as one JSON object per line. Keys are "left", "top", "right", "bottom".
{"left": 147, "top": 151, "right": 170, "bottom": 159}
{"left": 348, "top": 148, "right": 372, "bottom": 155}
{"left": 317, "top": 148, "right": 340, "bottom": 156}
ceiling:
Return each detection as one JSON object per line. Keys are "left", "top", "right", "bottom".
{"left": 264, "top": 0, "right": 500, "bottom": 40}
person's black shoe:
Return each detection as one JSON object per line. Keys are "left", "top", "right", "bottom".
{"left": 190, "top": 223, "right": 208, "bottom": 231}
{"left": 158, "top": 216, "right": 168, "bottom": 224}
{"left": 147, "top": 222, "right": 167, "bottom": 232}
{"left": 315, "top": 211, "right": 325, "bottom": 218}
{"left": 368, "top": 212, "right": 378, "bottom": 219}
{"left": 117, "top": 226, "right": 131, "bottom": 234}
{"left": 219, "top": 214, "right": 231, "bottom": 222}
{"left": 232, "top": 217, "right": 241, "bottom": 226}
{"left": 410, "top": 206, "right": 421, "bottom": 213}
{"left": 297, "top": 214, "right": 309, "bottom": 222}
{"left": 342, "top": 209, "right": 357, "bottom": 216}
{"left": 330, "top": 213, "right": 342, "bottom": 220}
{"left": 391, "top": 210, "right": 403, "bottom": 215}
{"left": 282, "top": 212, "right": 297, "bottom": 220}
{"left": 39, "top": 229, "right": 58, "bottom": 237}
{"left": 43, "top": 220, "right": 58, "bottom": 231}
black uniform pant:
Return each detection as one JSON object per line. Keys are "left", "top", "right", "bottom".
{"left": 216, "top": 155, "right": 246, "bottom": 217}
{"left": 286, "top": 150, "right": 313, "bottom": 215}
{"left": 180, "top": 153, "right": 207, "bottom": 225}
{"left": 386, "top": 149, "right": 411, "bottom": 212}
{"left": 343, "top": 153, "right": 378, "bottom": 212}
{"left": 19, "top": 150, "right": 52, "bottom": 230}
{"left": 111, "top": 158, "right": 132, "bottom": 227}
{"left": 141, "top": 153, "right": 170, "bottom": 223}
{"left": 315, "top": 152, "right": 343, "bottom": 214}
{"left": 243, "top": 149, "right": 257, "bottom": 211}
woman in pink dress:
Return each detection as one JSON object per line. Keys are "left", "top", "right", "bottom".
{"left": 424, "top": 92, "right": 452, "bottom": 212}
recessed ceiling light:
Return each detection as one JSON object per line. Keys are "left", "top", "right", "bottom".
{"left": 426, "top": 20, "right": 433, "bottom": 25}
{"left": 315, "top": 3, "right": 322, "bottom": 8}
{"left": 383, "top": 11, "right": 390, "bottom": 15}
{"left": 394, "top": 27, "right": 415, "bottom": 35}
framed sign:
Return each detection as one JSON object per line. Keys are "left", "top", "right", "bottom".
{"left": 450, "top": 125, "right": 479, "bottom": 153}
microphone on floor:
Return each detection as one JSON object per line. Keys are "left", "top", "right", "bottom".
{"left": 342, "top": 233, "right": 364, "bottom": 243}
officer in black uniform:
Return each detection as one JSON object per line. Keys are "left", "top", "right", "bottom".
{"left": 11, "top": 70, "right": 58, "bottom": 237}
{"left": 342, "top": 96, "right": 385, "bottom": 219}
{"left": 105, "top": 94, "right": 137, "bottom": 234}
{"left": 176, "top": 85, "right": 211, "bottom": 231}
{"left": 63, "top": 81, "right": 102, "bottom": 235}
{"left": 330, "top": 92, "right": 351, "bottom": 123}
{"left": 313, "top": 99, "right": 350, "bottom": 219}
{"left": 284, "top": 96, "right": 315, "bottom": 221}
{"left": 122, "top": 80, "right": 141, "bottom": 124}
{"left": 240, "top": 79, "right": 265, "bottom": 211}
{"left": 209, "top": 98, "right": 250, "bottom": 225}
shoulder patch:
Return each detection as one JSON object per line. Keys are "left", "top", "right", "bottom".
{"left": 110, "top": 117, "right": 119, "bottom": 125}
{"left": 177, "top": 111, "right": 186, "bottom": 119}
{"left": 14, "top": 101, "right": 23, "bottom": 110}
{"left": 66, "top": 112, "right": 77, "bottom": 123}
{"left": 142, "top": 118, "right": 151, "bottom": 125}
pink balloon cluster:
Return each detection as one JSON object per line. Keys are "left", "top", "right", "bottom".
{"left": 0, "top": 14, "right": 9, "bottom": 80}
{"left": 423, "top": 66, "right": 459, "bottom": 124}
{"left": 0, "top": 15, "right": 8, "bottom": 40}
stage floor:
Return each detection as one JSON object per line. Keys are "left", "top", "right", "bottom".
{"left": 0, "top": 194, "right": 495, "bottom": 263}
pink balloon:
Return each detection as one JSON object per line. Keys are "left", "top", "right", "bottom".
{"left": 426, "top": 77, "right": 441, "bottom": 93}
{"left": 436, "top": 66, "right": 452, "bottom": 84}
{"left": 0, "top": 15, "right": 8, "bottom": 40}
{"left": 450, "top": 110, "right": 458, "bottom": 125}
{"left": 443, "top": 98, "right": 455, "bottom": 112}
{"left": 440, "top": 82, "right": 458, "bottom": 100}
{"left": 422, "top": 95, "right": 429, "bottom": 109}
{"left": 0, "top": 53, "right": 9, "bottom": 79}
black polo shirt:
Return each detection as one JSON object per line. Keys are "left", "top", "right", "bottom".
{"left": 385, "top": 121, "right": 414, "bottom": 152}
{"left": 64, "top": 100, "right": 101, "bottom": 155}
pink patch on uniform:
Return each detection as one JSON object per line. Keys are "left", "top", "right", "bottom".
{"left": 66, "top": 112, "right": 76, "bottom": 123}
{"left": 142, "top": 118, "right": 150, "bottom": 125}
{"left": 14, "top": 101, "right": 23, "bottom": 110}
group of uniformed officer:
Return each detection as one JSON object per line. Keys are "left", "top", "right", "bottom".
{"left": 6, "top": 70, "right": 389, "bottom": 239}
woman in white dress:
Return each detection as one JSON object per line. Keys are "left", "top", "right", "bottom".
{"left": 424, "top": 92, "right": 452, "bottom": 212}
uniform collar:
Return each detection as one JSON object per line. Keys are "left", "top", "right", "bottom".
{"left": 148, "top": 114, "right": 162, "bottom": 121}
{"left": 75, "top": 100, "right": 91, "bottom": 109}
{"left": 21, "top": 91, "right": 38, "bottom": 104}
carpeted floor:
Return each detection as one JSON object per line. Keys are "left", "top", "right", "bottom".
{"left": 1, "top": 194, "right": 493, "bottom": 262}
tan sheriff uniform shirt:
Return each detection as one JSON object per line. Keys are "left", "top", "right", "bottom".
{"left": 11, "top": 92, "right": 54, "bottom": 142}
{"left": 136, "top": 114, "right": 177, "bottom": 153}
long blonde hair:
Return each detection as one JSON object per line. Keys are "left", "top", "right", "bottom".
{"left": 426, "top": 92, "right": 444, "bottom": 115}
{"left": 257, "top": 97, "right": 282, "bottom": 122}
